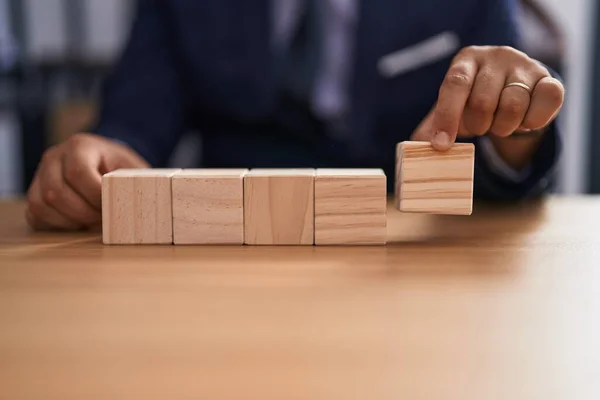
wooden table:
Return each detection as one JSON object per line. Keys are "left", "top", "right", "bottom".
{"left": 1, "top": 197, "right": 599, "bottom": 399}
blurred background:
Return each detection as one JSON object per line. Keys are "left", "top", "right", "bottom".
{"left": 0, "top": 0, "right": 597, "bottom": 198}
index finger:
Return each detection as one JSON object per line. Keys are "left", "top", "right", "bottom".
{"left": 432, "top": 57, "right": 478, "bottom": 150}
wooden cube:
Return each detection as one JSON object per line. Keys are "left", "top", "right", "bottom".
{"left": 244, "top": 169, "right": 315, "bottom": 245}
{"left": 314, "top": 169, "right": 387, "bottom": 245}
{"left": 101, "top": 168, "right": 180, "bottom": 244}
{"left": 395, "top": 141, "right": 474, "bottom": 215}
{"left": 172, "top": 169, "right": 247, "bottom": 245}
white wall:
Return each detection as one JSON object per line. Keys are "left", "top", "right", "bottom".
{"left": 23, "top": 0, "right": 131, "bottom": 62}
{"left": 536, "top": 0, "right": 596, "bottom": 194}
{"left": 24, "top": 0, "right": 67, "bottom": 60}
{"left": 86, "top": 0, "right": 132, "bottom": 62}
{"left": 0, "top": 0, "right": 20, "bottom": 197}
{"left": 0, "top": 111, "right": 22, "bottom": 197}
{"left": 0, "top": 0, "right": 17, "bottom": 70}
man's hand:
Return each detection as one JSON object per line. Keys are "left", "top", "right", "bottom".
{"left": 411, "top": 45, "right": 565, "bottom": 166}
{"left": 26, "top": 133, "right": 149, "bottom": 231}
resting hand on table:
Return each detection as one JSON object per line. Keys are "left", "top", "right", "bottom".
{"left": 411, "top": 45, "right": 565, "bottom": 170}
{"left": 25, "top": 133, "right": 149, "bottom": 231}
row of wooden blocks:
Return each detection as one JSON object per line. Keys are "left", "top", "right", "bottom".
{"left": 102, "top": 168, "right": 387, "bottom": 245}
{"left": 101, "top": 141, "right": 475, "bottom": 246}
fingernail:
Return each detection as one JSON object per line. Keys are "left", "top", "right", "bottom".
{"left": 433, "top": 131, "right": 451, "bottom": 150}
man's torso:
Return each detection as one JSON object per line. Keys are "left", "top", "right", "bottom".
{"left": 151, "top": 0, "right": 515, "bottom": 168}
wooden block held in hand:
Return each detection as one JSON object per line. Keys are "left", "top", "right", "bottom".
{"left": 244, "top": 169, "right": 315, "bottom": 245}
{"left": 315, "top": 169, "right": 386, "bottom": 245}
{"left": 395, "top": 141, "right": 474, "bottom": 215}
{"left": 172, "top": 169, "right": 247, "bottom": 245}
{"left": 102, "top": 169, "right": 180, "bottom": 244}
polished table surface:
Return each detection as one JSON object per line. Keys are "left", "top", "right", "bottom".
{"left": 1, "top": 197, "right": 599, "bottom": 399}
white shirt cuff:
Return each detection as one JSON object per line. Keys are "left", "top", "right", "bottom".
{"left": 478, "top": 136, "right": 531, "bottom": 183}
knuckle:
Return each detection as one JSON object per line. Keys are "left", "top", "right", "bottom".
{"left": 477, "top": 69, "right": 495, "bottom": 84}
{"left": 493, "top": 45, "right": 527, "bottom": 63}
{"left": 469, "top": 96, "right": 497, "bottom": 115}
{"left": 68, "top": 133, "right": 91, "bottom": 151}
{"left": 444, "top": 71, "right": 471, "bottom": 88}
{"left": 501, "top": 96, "right": 527, "bottom": 117}
{"left": 497, "top": 45, "right": 517, "bottom": 56}
{"left": 42, "top": 188, "right": 58, "bottom": 204}
{"left": 458, "top": 45, "right": 478, "bottom": 57}
{"left": 532, "top": 62, "right": 550, "bottom": 77}
{"left": 64, "top": 163, "right": 84, "bottom": 183}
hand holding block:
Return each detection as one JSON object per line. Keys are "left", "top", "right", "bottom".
{"left": 395, "top": 141, "right": 474, "bottom": 215}
{"left": 315, "top": 169, "right": 386, "bottom": 245}
{"left": 244, "top": 169, "right": 315, "bottom": 245}
{"left": 172, "top": 169, "right": 247, "bottom": 245}
{"left": 102, "top": 168, "right": 181, "bottom": 244}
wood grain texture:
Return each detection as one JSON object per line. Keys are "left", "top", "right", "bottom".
{"left": 101, "top": 169, "right": 180, "bottom": 244}
{"left": 172, "top": 169, "right": 247, "bottom": 245}
{"left": 314, "top": 169, "right": 386, "bottom": 245}
{"left": 244, "top": 169, "right": 315, "bottom": 245}
{"left": 395, "top": 141, "right": 474, "bottom": 215}
{"left": 2, "top": 197, "right": 600, "bottom": 399}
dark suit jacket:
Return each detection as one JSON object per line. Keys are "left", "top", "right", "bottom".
{"left": 93, "top": 0, "right": 561, "bottom": 199}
